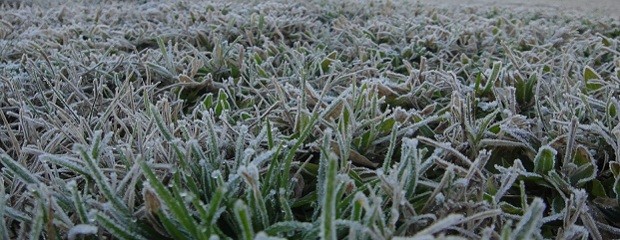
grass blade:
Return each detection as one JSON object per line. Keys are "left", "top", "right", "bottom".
{"left": 511, "top": 198, "right": 545, "bottom": 239}
{"left": 138, "top": 157, "right": 199, "bottom": 237}
{"left": 0, "top": 177, "right": 9, "bottom": 240}
{"left": 95, "top": 211, "right": 147, "bottom": 240}
{"left": 0, "top": 153, "right": 40, "bottom": 185}
{"left": 67, "top": 180, "right": 89, "bottom": 224}
{"left": 234, "top": 200, "right": 255, "bottom": 240}
{"left": 76, "top": 144, "right": 129, "bottom": 214}
{"left": 320, "top": 149, "right": 339, "bottom": 240}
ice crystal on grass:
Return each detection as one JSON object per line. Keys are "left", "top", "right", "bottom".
{"left": 67, "top": 224, "right": 98, "bottom": 240}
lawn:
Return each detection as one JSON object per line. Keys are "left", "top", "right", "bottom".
{"left": 1, "top": 0, "right": 619, "bottom": 239}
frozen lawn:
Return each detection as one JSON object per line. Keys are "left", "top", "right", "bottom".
{"left": 1, "top": 0, "right": 619, "bottom": 239}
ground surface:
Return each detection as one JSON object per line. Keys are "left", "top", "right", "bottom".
{"left": 418, "top": 0, "right": 620, "bottom": 18}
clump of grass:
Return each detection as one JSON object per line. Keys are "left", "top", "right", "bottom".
{"left": 1, "top": 0, "right": 620, "bottom": 239}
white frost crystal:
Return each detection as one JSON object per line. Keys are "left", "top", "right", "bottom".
{"left": 477, "top": 101, "right": 498, "bottom": 111}
{"left": 68, "top": 224, "right": 98, "bottom": 240}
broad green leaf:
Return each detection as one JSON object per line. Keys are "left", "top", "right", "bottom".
{"left": 489, "top": 124, "right": 501, "bottom": 134}
{"left": 533, "top": 146, "right": 556, "bottom": 174}
{"left": 379, "top": 118, "right": 396, "bottom": 134}
{"left": 484, "top": 61, "right": 502, "bottom": 95}
{"left": 515, "top": 73, "right": 537, "bottom": 106}
{"left": 499, "top": 202, "right": 522, "bottom": 215}
{"left": 460, "top": 54, "right": 470, "bottom": 64}
{"left": 573, "top": 146, "right": 591, "bottom": 167}
{"left": 583, "top": 66, "right": 603, "bottom": 91}
{"left": 609, "top": 101, "right": 617, "bottom": 118}
{"left": 601, "top": 36, "right": 612, "bottom": 47}
{"left": 591, "top": 180, "right": 607, "bottom": 198}
{"left": 570, "top": 163, "right": 596, "bottom": 186}
{"left": 492, "top": 26, "right": 500, "bottom": 35}
{"left": 474, "top": 72, "right": 483, "bottom": 94}
{"left": 610, "top": 161, "right": 620, "bottom": 178}
{"left": 321, "top": 51, "right": 338, "bottom": 72}
{"left": 546, "top": 171, "right": 572, "bottom": 194}
{"left": 215, "top": 89, "right": 230, "bottom": 116}
{"left": 569, "top": 145, "right": 597, "bottom": 185}
{"left": 551, "top": 196, "right": 565, "bottom": 214}
{"left": 202, "top": 93, "right": 214, "bottom": 109}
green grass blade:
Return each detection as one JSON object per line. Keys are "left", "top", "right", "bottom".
{"left": 263, "top": 221, "right": 313, "bottom": 236}
{"left": 278, "top": 188, "right": 294, "bottom": 222}
{"left": 95, "top": 211, "right": 148, "bottom": 240}
{"left": 320, "top": 148, "right": 338, "bottom": 240}
{"left": 266, "top": 119, "right": 275, "bottom": 149}
{"left": 240, "top": 164, "right": 270, "bottom": 230}
{"left": 67, "top": 180, "right": 89, "bottom": 224}
{"left": 156, "top": 37, "right": 177, "bottom": 76}
{"left": 149, "top": 105, "right": 188, "bottom": 170}
{"left": 0, "top": 177, "right": 9, "bottom": 240}
{"left": 484, "top": 61, "right": 502, "bottom": 94}
{"left": 261, "top": 145, "right": 282, "bottom": 197}
{"left": 5, "top": 206, "right": 29, "bottom": 223}
{"left": 533, "top": 145, "right": 557, "bottom": 175}
{"left": 76, "top": 145, "right": 129, "bottom": 214}
{"left": 40, "top": 154, "right": 90, "bottom": 178}
{"left": 280, "top": 111, "right": 319, "bottom": 194}
{"left": 156, "top": 209, "right": 189, "bottom": 240}
{"left": 382, "top": 123, "right": 399, "bottom": 170}
{"left": 138, "top": 157, "right": 199, "bottom": 237}
{"left": 511, "top": 198, "right": 545, "bottom": 239}
{"left": 0, "top": 154, "right": 40, "bottom": 185}
{"left": 204, "top": 186, "right": 226, "bottom": 235}
{"left": 29, "top": 194, "right": 45, "bottom": 240}
{"left": 415, "top": 214, "right": 464, "bottom": 237}
{"left": 234, "top": 200, "right": 255, "bottom": 240}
